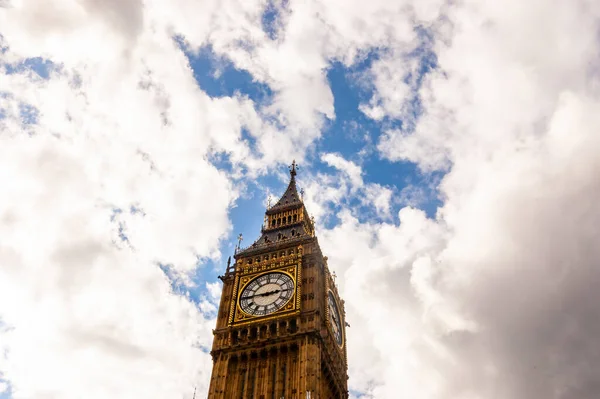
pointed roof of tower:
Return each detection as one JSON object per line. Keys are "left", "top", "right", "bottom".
{"left": 266, "top": 160, "right": 302, "bottom": 214}
{"left": 235, "top": 161, "right": 315, "bottom": 258}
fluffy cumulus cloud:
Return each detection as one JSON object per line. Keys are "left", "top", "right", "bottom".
{"left": 316, "top": 1, "right": 600, "bottom": 399}
{"left": 2, "top": 0, "right": 600, "bottom": 398}
{"left": 0, "top": 1, "right": 240, "bottom": 397}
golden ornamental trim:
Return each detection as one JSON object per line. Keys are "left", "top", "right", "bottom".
{"left": 231, "top": 308, "right": 301, "bottom": 328}
{"left": 229, "top": 264, "right": 299, "bottom": 327}
{"left": 228, "top": 274, "right": 240, "bottom": 325}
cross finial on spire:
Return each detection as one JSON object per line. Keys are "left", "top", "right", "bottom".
{"left": 289, "top": 160, "right": 298, "bottom": 177}
{"left": 235, "top": 233, "right": 243, "bottom": 254}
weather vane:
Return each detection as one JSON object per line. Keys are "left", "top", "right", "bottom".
{"left": 235, "top": 233, "right": 243, "bottom": 254}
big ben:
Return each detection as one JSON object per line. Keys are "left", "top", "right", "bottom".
{"left": 207, "top": 162, "right": 349, "bottom": 398}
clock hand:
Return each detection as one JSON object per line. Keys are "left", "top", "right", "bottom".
{"left": 240, "top": 292, "right": 275, "bottom": 300}
{"left": 241, "top": 288, "right": 292, "bottom": 300}
{"left": 331, "top": 312, "right": 340, "bottom": 324}
{"left": 259, "top": 289, "right": 281, "bottom": 297}
{"left": 242, "top": 290, "right": 279, "bottom": 299}
{"left": 260, "top": 287, "right": 293, "bottom": 296}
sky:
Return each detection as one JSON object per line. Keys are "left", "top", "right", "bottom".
{"left": 1, "top": 0, "right": 600, "bottom": 398}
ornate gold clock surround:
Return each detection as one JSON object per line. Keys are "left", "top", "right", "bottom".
{"left": 228, "top": 260, "right": 302, "bottom": 327}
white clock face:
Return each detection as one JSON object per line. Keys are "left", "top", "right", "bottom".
{"left": 328, "top": 291, "right": 343, "bottom": 346}
{"left": 239, "top": 272, "right": 295, "bottom": 316}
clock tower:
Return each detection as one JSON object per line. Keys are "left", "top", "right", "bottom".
{"left": 207, "top": 162, "right": 348, "bottom": 398}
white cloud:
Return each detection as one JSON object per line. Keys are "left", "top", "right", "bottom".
{"left": 321, "top": 152, "right": 364, "bottom": 190}
{"left": 303, "top": 154, "right": 397, "bottom": 224}
{"left": 205, "top": 281, "right": 222, "bottom": 303}
{"left": 359, "top": 48, "right": 425, "bottom": 122}
{"left": 0, "top": 2, "right": 243, "bottom": 397}
{"left": 318, "top": 1, "right": 600, "bottom": 398}
{"left": 362, "top": 184, "right": 393, "bottom": 219}
{"left": 319, "top": 208, "right": 451, "bottom": 398}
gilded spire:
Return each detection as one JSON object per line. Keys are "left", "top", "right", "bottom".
{"left": 267, "top": 160, "right": 302, "bottom": 213}
{"left": 236, "top": 161, "right": 311, "bottom": 257}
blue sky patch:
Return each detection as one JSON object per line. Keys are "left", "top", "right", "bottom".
{"left": 261, "top": 0, "right": 288, "bottom": 40}
{"left": 18, "top": 103, "right": 39, "bottom": 125}
{"left": 175, "top": 37, "right": 272, "bottom": 103}
{"left": 0, "top": 382, "right": 12, "bottom": 399}
{"left": 4, "top": 57, "right": 56, "bottom": 80}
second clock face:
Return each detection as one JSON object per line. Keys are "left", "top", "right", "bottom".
{"left": 328, "top": 291, "right": 343, "bottom": 347}
{"left": 239, "top": 272, "right": 295, "bottom": 316}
